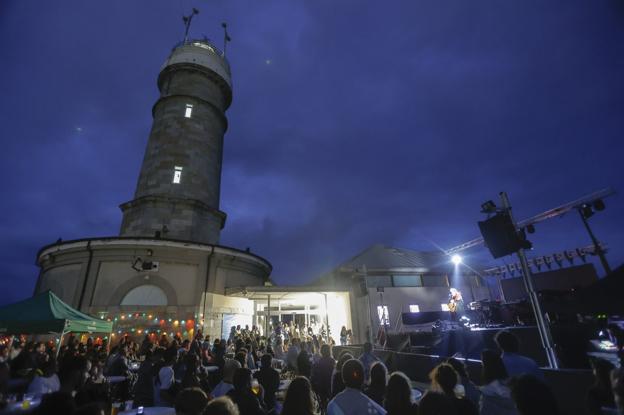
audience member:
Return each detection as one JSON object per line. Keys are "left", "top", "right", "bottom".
{"left": 297, "top": 349, "right": 312, "bottom": 378}
{"left": 327, "top": 358, "right": 386, "bottom": 415}
{"left": 365, "top": 361, "right": 388, "bottom": 406}
{"left": 286, "top": 338, "right": 300, "bottom": 371}
{"left": 175, "top": 387, "right": 209, "bottom": 415}
{"left": 417, "top": 391, "right": 457, "bottom": 415}
{"left": 445, "top": 357, "right": 479, "bottom": 406}
{"left": 108, "top": 346, "right": 129, "bottom": 377}
{"left": 612, "top": 364, "right": 624, "bottom": 415}
{"left": 132, "top": 348, "right": 157, "bottom": 408}
{"left": 479, "top": 349, "right": 517, "bottom": 415}
{"left": 281, "top": 376, "right": 319, "bottom": 415}
{"left": 430, "top": 363, "right": 477, "bottom": 415}
{"left": 180, "top": 354, "right": 201, "bottom": 389}
{"left": 58, "top": 356, "right": 89, "bottom": 397}
{"left": 254, "top": 354, "right": 279, "bottom": 411}
{"left": 510, "top": 374, "right": 559, "bottom": 415}
{"left": 157, "top": 348, "right": 177, "bottom": 406}
{"left": 213, "top": 359, "right": 242, "bottom": 398}
{"left": 359, "top": 342, "right": 380, "bottom": 384}
{"left": 494, "top": 330, "right": 543, "bottom": 379}
{"left": 587, "top": 358, "right": 616, "bottom": 415}
{"left": 311, "top": 344, "right": 336, "bottom": 407}
{"left": 235, "top": 351, "right": 248, "bottom": 369}
{"left": 27, "top": 358, "right": 60, "bottom": 395}
{"left": 11, "top": 341, "right": 37, "bottom": 378}
{"left": 331, "top": 352, "right": 353, "bottom": 398}
{"left": 226, "top": 368, "right": 266, "bottom": 415}
{"left": 204, "top": 396, "right": 240, "bottom": 415}
{"left": 384, "top": 371, "right": 418, "bottom": 415}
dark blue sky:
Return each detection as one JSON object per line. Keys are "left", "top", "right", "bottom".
{"left": 1, "top": 0, "right": 623, "bottom": 305}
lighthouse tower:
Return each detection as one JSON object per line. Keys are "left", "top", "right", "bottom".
{"left": 34, "top": 31, "right": 271, "bottom": 340}
{"left": 119, "top": 39, "right": 232, "bottom": 244}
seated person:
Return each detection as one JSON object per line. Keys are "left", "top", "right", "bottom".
{"left": 213, "top": 359, "right": 242, "bottom": 398}
{"left": 254, "top": 354, "right": 279, "bottom": 411}
{"left": 365, "top": 361, "right": 387, "bottom": 406}
{"left": 204, "top": 396, "right": 240, "bottom": 415}
{"left": 226, "top": 368, "right": 266, "bottom": 415}
{"left": 510, "top": 374, "right": 559, "bottom": 415}
{"left": 586, "top": 358, "right": 616, "bottom": 415}
{"left": 327, "top": 359, "right": 386, "bottom": 415}
{"left": 358, "top": 342, "right": 379, "bottom": 385}
{"left": 495, "top": 330, "right": 543, "bottom": 379}
{"left": 28, "top": 358, "right": 60, "bottom": 396}
{"left": 175, "top": 387, "right": 209, "bottom": 415}
{"left": 384, "top": 371, "right": 418, "bottom": 415}
{"left": 429, "top": 363, "right": 477, "bottom": 415}
{"left": 418, "top": 391, "right": 457, "bottom": 415}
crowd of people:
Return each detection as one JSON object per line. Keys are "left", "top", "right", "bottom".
{"left": 0, "top": 327, "right": 622, "bottom": 414}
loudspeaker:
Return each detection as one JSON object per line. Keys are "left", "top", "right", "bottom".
{"left": 478, "top": 213, "right": 530, "bottom": 258}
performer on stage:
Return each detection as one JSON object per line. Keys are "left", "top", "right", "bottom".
{"left": 448, "top": 288, "right": 465, "bottom": 321}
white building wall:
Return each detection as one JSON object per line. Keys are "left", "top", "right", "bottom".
{"left": 326, "top": 292, "right": 352, "bottom": 339}
{"left": 91, "top": 261, "right": 199, "bottom": 306}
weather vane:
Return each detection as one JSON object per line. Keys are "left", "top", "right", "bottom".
{"left": 182, "top": 8, "right": 199, "bottom": 44}
{"left": 222, "top": 22, "right": 231, "bottom": 56}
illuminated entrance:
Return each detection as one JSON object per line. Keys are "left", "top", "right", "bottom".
{"left": 226, "top": 287, "right": 352, "bottom": 340}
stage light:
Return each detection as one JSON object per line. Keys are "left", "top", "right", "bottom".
{"left": 481, "top": 200, "right": 497, "bottom": 214}
{"left": 580, "top": 204, "right": 594, "bottom": 219}
{"left": 451, "top": 255, "right": 462, "bottom": 265}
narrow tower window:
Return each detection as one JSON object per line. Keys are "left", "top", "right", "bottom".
{"left": 185, "top": 104, "right": 193, "bottom": 118}
{"left": 173, "top": 166, "right": 183, "bottom": 184}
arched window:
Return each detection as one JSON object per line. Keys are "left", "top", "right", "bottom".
{"left": 120, "top": 284, "right": 168, "bottom": 306}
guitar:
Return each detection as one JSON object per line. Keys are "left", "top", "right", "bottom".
{"left": 448, "top": 300, "right": 457, "bottom": 313}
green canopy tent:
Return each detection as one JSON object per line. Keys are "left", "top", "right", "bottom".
{"left": 0, "top": 291, "right": 113, "bottom": 352}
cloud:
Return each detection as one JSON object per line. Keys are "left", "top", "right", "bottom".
{"left": 0, "top": 0, "right": 622, "bottom": 302}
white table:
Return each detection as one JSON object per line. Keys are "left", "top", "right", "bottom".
{"left": 1, "top": 397, "right": 41, "bottom": 413}
{"left": 119, "top": 407, "right": 175, "bottom": 415}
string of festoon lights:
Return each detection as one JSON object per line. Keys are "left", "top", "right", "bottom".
{"left": 99, "top": 312, "right": 206, "bottom": 339}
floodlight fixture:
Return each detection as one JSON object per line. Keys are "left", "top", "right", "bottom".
{"left": 481, "top": 200, "right": 497, "bottom": 214}
{"left": 451, "top": 254, "right": 462, "bottom": 265}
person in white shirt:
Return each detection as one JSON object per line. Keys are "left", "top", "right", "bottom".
{"left": 27, "top": 358, "right": 60, "bottom": 396}
{"left": 273, "top": 338, "right": 286, "bottom": 362}
{"left": 212, "top": 359, "right": 242, "bottom": 398}
{"left": 327, "top": 359, "right": 386, "bottom": 415}
{"left": 286, "top": 338, "right": 300, "bottom": 371}
{"left": 156, "top": 351, "right": 176, "bottom": 406}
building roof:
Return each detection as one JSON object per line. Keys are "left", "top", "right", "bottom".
{"left": 309, "top": 244, "right": 470, "bottom": 287}
{"left": 336, "top": 244, "right": 453, "bottom": 273}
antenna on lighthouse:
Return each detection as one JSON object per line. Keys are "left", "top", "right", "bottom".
{"left": 222, "top": 22, "right": 231, "bottom": 57}
{"left": 182, "top": 8, "right": 199, "bottom": 44}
